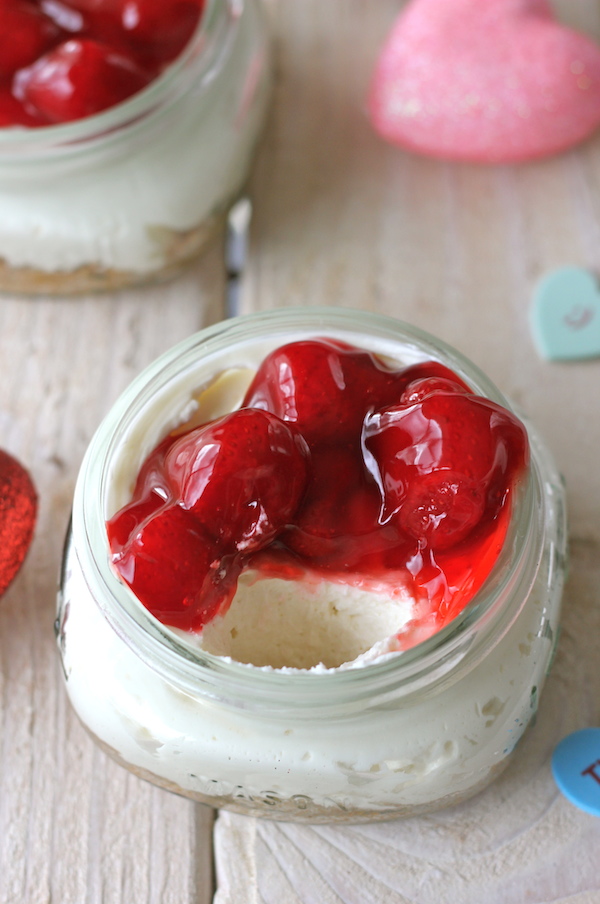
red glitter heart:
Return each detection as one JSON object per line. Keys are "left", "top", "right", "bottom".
{"left": 0, "top": 449, "right": 37, "bottom": 597}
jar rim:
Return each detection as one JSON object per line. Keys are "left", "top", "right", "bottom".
{"left": 0, "top": 0, "right": 233, "bottom": 157}
{"left": 71, "top": 306, "right": 545, "bottom": 711}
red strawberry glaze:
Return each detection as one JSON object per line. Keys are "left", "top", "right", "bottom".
{"left": 0, "top": 1, "right": 61, "bottom": 79}
{"left": 15, "top": 38, "right": 151, "bottom": 122}
{"left": 60, "top": 0, "right": 206, "bottom": 67}
{"left": 0, "top": 85, "right": 43, "bottom": 125}
{"left": 108, "top": 408, "right": 310, "bottom": 630}
{"left": 0, "top": 0, "right": 205, "bottom": 126}
{"left": 110, "top": 503, "right": 229, "bottom": 632}
{"left": 107, "top": 340, "right": 529, "bottom": 646}
{"left": 164, "top": 408, "right": 310, "bottom": 552}
{"left": 241, "top": 339, "right": 411, "bottom": 448}
{"left": 280, "top": 443, "right": 408, "bottom": 571}
{"left": 363, "top": 390, "right": 528, "bottom": 549}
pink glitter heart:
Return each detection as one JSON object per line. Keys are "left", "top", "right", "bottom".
{"left": 368, "top": 0, "right": 600, "bottom": 162}
{"left": 0, "top": 449, "right": 37, "bottom": 598}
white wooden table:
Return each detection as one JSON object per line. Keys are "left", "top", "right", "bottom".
{"left": 1, "top": 2, "right": 600, "bottom": 902}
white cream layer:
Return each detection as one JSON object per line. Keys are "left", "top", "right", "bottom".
{"left": 60, "top": 537, "right": 558, "bottom": 812}
{"left": 181, "top": 570, "right": 419, "bottom": 670}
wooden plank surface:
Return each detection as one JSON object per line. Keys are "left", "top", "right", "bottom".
{"left": 0, "top": 257, "right": 224, "bottom": 904}
{"left": 1, "top": 1, "right": 600, "bottom": 902}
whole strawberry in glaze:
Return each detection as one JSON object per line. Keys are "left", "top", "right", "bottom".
{"left": 164, "top": 408, "right": 310, "bottom": 553}
{"left": 242, "top": 339, "right": 410, "bottom": 448}
{"left": 0, "top": 86, "right": 43, "bottom": 126}
{"left": 364, "top": 389, "right": 528, "bottom": 551}
{"left": 60, "top": 0, "right": 204, "bottom": 66}
{"left": 110, "top": 503, "right": 227, "bottom": 631}
{"left": 0, "top": 1, "right": 61, "bottom": 79}
{"left": 108, "top": 408, "right": 310, "bottom": 630}
{"left": 14, "top": 37, "right": 151, "bottom": 123}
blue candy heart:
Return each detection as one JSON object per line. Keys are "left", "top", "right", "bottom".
{"left": 552, "top": 728, "right": 600, "bottom": 817}
{"left": 530, "top": 267, "right": 600, "bottom": 362}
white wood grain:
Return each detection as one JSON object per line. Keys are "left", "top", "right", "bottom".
{"left": 0, "top": 248, "right": 224, "bottom": 904}
{"left": 2, "top": 0, "right": 600, "bottom": 901}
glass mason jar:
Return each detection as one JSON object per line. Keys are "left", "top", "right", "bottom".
{"left": 56, "top": 307, "right": 567, "bottom": 823}
{"left": 0, "top": 0, "right": 270, "bottom": 296}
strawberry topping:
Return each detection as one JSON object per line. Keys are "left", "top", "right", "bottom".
{"left": 107, "top": 340, "right": 529, "bottom": 639}
{"left": 15, "top": 38, "right": 151, "bottom": 122}
{"left": 0, "top": 0, "right": 205, "bottom": 126}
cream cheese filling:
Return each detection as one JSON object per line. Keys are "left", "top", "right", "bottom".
{"left": 176, "top": 570, "right": 424, "bottom": 670}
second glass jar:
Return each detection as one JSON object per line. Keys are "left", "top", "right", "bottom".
{"left": 0, "top": 0, "right": 270, "bottom": 295}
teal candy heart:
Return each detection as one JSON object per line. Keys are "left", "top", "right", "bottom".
{"left": 531, "top": 267, "right": 600, "bottom": 361}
